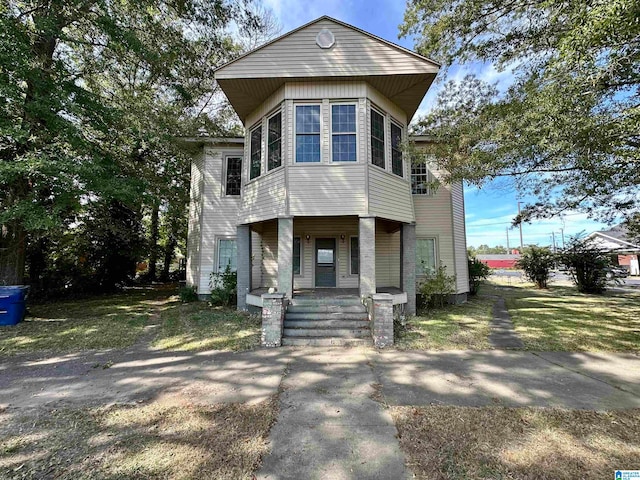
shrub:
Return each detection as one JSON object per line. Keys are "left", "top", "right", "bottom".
{"left": 559, "top": 237, "right": 612, "bottom": 293}
{"left": 209, "top": 264, "right": 237, "bottom": 307}
{"left": 516, "top": 246, "right": 555, "bottom": 288}
{"left": 179, "top": 286, "right": 199, "bottom": 302}
{"left": 419, "top": 263, "right": 456, "bottom": 308}
{"left": 468, "top": 256, "right": 490, "bottom": 295}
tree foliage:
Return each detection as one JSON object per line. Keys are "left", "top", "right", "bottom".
{"left": 558, "top": 236, "right": 613, "bottom": 294}
{"left": 516, "top": 246, "right": 555, "bottom": 289}
{"left": 0, "top": 0, "right": 275, "bottom": 291}
{"left": 402, "top": 0, "right": 640, "bottom": 233}
{"left": 468, "top": 256, "right": 490, "bottom": 295}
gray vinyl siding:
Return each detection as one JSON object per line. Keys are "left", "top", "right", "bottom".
{"left": 186, "top": 151, "right": 204, "bottom": 288}
{"left": 193, "top": 146, "right": 243, "bottom": 294}
{"left": 376, "top": 229, "right": 401, "bottom": 288}
{"left": 368, "top": 167, "right": 414, "bottom": 223}
{"left": 288, "top": 165, "right": 367, "bottom": 216}
{"left": 215, "top": 19, "right": 437, "bottom": 80}
{"left": 239, "top": 169, "right": 287, "bottom": 224}
{"left": 451, "top": 182, "right": 469, "bottom": 292}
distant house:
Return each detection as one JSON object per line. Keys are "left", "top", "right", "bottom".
{"left": 476, "top": 254, "right": 520, "bottom": 269}
{"left": 184, "top": 17, "right": 469, "bottom": 346}
{"left": 586, "top": 225, "right": 640, "bottom": 275}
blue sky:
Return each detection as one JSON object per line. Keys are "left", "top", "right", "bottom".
{"left": 261, "top": 0, "right": 611, "bottom": 247}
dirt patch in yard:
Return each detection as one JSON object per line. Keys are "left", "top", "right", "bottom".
{"left": 391, "top": 405, "right": 640, "bottom": 480}
{"left": 0, "top": 395, "right": 278, "bottom": 480}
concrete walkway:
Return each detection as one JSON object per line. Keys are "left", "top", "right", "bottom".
{"left": 2, "top": 347, "right": 640, "bottom": 478}
{"left": 257, "top": 349, "right": 408, "bottom": 480}
{"left": 489, "top": 295, "right": 524, "bottom": 349}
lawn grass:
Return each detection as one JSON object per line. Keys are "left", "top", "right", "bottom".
{"left": 152, "top": 302, "right": 261, "bottom": 352}
{"left": 485, "top": 282, "right": 640, "bottom": 352}
{"left": 0, "top": 396, "right": 278, "bottom": 480}
{"left": 0, "top": 286, "right": 178, "bottom": 355}
{"left": 392, "top": 405, "right": 640, "bottom": 480}
{"left": 395, "top": 295, "right": 494, "bottom": 350}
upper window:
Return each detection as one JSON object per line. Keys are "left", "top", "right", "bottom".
{"left": 218, "top": 239, "right": 237, "bottom": 272}
{"left": 293, "top": 237, "right": 301, "bottom": 275}
{"left": 370, "top": 109, "right": 385, "bottom": 168}
{"left": 268, "top": 111, "right": 282, "bottom": 171}
{"left": 331, "top": 104, "right": 356, "bottom": 162}
{"left": 391, "top": 122, "right": 403, "bottom": 176}
{"left": 250, "top": 126, "right": 262, "bottom": 180}
{"left": 225, "top": 157, "right": 242, "bottom": 196}
{"left": 350, "top": 236, "right": 359, "bottom": 275}
{"left": 296, "top": 105, "right": 321, "bottom": 163}
{"left": 416, "top": 238, "right": 436, "bottom": 276}
{"left": 411, "top": 162, "right": 432, "bottom": 195}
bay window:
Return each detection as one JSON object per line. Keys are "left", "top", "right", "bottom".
{"left": 331, "top": 104, "right": 356, "bottom": 162}
{"left": 295, "top": 105, "right": 321, "bottom": 162}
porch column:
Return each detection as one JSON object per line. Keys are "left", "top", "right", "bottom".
{"left": 401, "top": 223, "right": 416, "bottom": 315}
{"left": 359, "top": 216, "right": 376, "bottom": 298}
{"left": 277, "top": 216, "right": 293, "bottom": 298}
{"left": 236, "top": 224, "right": 251, "bottom": 311}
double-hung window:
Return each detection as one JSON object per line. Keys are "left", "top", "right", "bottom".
{"left": 217, "top": 239, "right": 237, "bottom": 272}
{"left": 391, "top": 122, "right": 403, "bottom": 176}
{"left": 331, "top": 104, "right": 356, "bottom": 162}
{"left": 411, "top": 162, "right": 432, "bottom": 195}
{"left": 296, "top": 105, "right": 321, "bottom": 162}
{"left": 268, "top": 111, "right": 282, "bottom": 170}
{"left": 416, "top": 238, "right": 437, "bottom": 276}
{"left": 225, "top": 157, "right": 242, "bottom": 196}
{"left": 370, "top": 109, "right": 385, "bottom": 168}
{"left": 250, "top": 126, "right": 262, "bottom": 180}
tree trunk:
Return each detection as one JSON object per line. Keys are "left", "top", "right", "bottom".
{"left": 148, "top": 202, "right": 160, "bottom": 281}
{"left": 0, "top": 222, "right": 26, "bottom": 285}
{"left": 161, "top": 234, "right": 177, "bottom": 281}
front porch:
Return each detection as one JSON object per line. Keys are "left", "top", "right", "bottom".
{"left": 246, "top": 287, "right": 407, "bottom": 308}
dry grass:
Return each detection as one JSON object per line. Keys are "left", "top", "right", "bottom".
{"left": 0, "top": 286, "right": 179, "bottom": 355}
{"left": 485, "top": 282, "right": 640, "bottom": 352}
{"left": 152, "top": 302, "right": 261, "bottom": 352}
{"left": 392, "top": 405, "right": 640, "bottom": 480}
{"left": 0, "top": 396, "right": 278, "bottom": 479}
{"left": 395, "top": 295, "right": 494, "bottom": 350}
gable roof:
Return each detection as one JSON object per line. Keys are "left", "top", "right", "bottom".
{"left": 587, "top": 225, "right": 640, "bottom": 250}
{"left": 214, "top": 16, "right": 439, "bottom": 122}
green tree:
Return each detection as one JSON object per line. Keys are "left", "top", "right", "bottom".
{"left": 402, "top": 0, "right": 640, "bottom": 232}
{"left": 0, "top": 0, "right": 266, "bottom": 287}
{"left": 516, "top": 246, "right": 556, "bottom": 289}
{"left": 559, "top": 237, "right": 612, "bottom": 294}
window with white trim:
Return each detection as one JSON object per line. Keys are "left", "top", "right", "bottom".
{"left": 250, "top": 126, "right": 262, "bottom": 180}
{"left": 293, "top": 237, "right": 301, "bottom": 275}
{"left": 370, "top": 109, "right": 385, "bottom": 168}
{"left": 350, "top": 236, "right": 359, "bottom": 274}
{"left": 295, "top": 105, "right": 321, "bottom": 162}
{"left": 416, "top": 238, "right": 437, "bottom": 276}
{"left": 225, "top": 157, "right": 242, "bottom": 196}
{"left": 267, "top": 111, "right": 282, "bottom": 170}
{"left": 411, "top": 162, "right": 433, "bottom": 195}
{"left": 331, "top": 104, "right": 356, "bottom": 162}
{"left": 391, "top": 121, "right": 403, "bottom": 176}
{"left": 217, "top": 239, "right": 237, "bottom": 272}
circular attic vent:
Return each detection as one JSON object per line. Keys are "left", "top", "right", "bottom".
{"left": 316, "top": 29, "right": 335, "bottom": 49}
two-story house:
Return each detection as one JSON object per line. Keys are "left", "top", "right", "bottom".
{"left": 185, "top": 17, "right": 469, "bottom": 346}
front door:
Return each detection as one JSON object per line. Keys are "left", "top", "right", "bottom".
{"left": 315, "top": 238, "right": 336, "bottom": 287}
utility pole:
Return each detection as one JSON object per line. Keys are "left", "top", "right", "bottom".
{"left": 551, "top": 231, "right": 557, "bottom": 253}
{"left": 560, "top": 228, "right": 565, "bottom": 250}
{"left": 506, "top": 228, "right": 510, "bottom": 251}
{"left": 517, "top": 201, "right": 524, "bottom": 252}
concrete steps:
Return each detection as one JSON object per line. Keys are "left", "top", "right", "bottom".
{"left": 283, "top": 296, "right": 372, "bottom": 346}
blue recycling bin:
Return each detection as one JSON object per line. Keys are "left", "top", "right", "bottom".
{"left": 0, "top": 286, "right": 28, "bottom": 326}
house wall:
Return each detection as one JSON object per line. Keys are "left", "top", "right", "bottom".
{"left": 189, "top": 145, "right": 244, "bottom": 295}
{"left": 186, "top": 150, "right": 204, "bottom": 288}
{"left": 215, "top": 18, "right": 436, "bottom": 80}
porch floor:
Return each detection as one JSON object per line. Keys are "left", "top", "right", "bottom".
{"left": 249, "top": 287, "right": 403, "bottom": 298}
